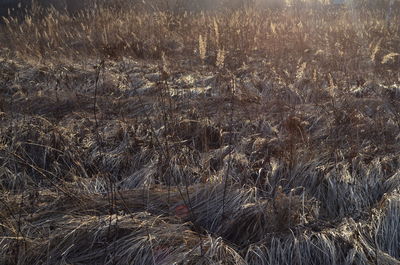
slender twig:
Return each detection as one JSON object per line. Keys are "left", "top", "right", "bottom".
{"left": 222, "top": 72, "right": 235, "bottom": 219}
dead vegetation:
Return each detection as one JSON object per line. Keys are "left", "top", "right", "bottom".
{"left": 0, "top": 1, "right": 400, "bottom": 264}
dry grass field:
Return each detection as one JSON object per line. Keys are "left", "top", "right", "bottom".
{"left": 0, "top": 1, "right": 399, "bottom": 264}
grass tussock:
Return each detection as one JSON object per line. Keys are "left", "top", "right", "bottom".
{"left": 0, "top": 1, "right": 400, "bottom": 264}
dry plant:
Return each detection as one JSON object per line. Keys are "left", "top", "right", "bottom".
{"left": 0, "top": 1, "right": 399, "bottom": 264}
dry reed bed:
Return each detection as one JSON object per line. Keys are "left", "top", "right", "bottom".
{"left": 1, "top": 3, "right": 400, "bottom": 265}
